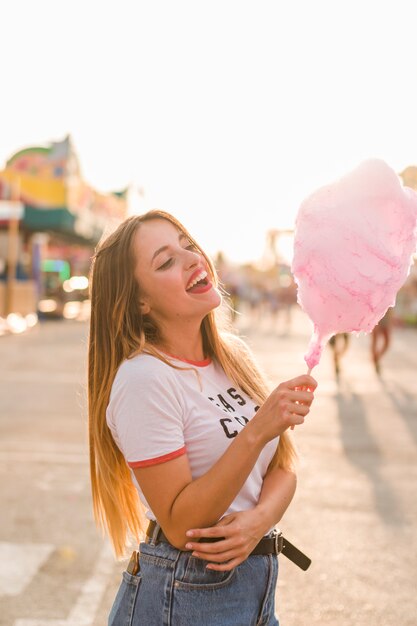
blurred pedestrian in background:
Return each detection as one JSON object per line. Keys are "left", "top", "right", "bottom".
{"left": 329, "top": 333, "right": 350, "bottom": 378}
{"left": 371, "top": 308, "right": 393, "bottom": 375}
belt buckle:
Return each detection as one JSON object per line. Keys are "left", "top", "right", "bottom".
{"left": 274, "top": 531, "right": 284, "bottom": 554}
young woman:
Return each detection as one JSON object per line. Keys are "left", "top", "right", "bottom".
{"left": 88, "top": 210, "right": 317, "bottom": 625}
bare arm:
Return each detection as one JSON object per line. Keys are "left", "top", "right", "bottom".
{"left": 182, "top": 466, "right": 297, "bottom": 570}
{"left": 255, "top": 465, "right": 297, "bottom": 530}
{"left": 134, "top": 374, "right": 316, "bottom": 550}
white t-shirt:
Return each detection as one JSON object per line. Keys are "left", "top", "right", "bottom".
{"left": 106, "top": 352, "right": 279, "bottom": 522}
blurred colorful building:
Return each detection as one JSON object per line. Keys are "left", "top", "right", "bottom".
{"left": 0, "top": 135, "right": 128, "bottom": 319}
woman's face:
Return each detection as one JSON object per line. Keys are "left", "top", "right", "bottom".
{"left": 133, "top": 218, "right": 221, "bottom": 325}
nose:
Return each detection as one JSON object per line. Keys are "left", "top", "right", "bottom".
{"left": 184, "top": 248, "right": 201, "bottom": 269}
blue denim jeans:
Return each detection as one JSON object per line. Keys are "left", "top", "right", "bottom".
{"left": 108, "top": 536, "right": 279, "bottom": 626}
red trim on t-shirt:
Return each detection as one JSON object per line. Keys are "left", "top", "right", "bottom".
{"left": 161, "top": 351, "right": 212, "bottom": 367}
{"left": 128, "top": 445, "right": 187, "bottom": 468}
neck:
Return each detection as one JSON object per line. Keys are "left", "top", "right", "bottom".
{"left": 157, "top": 319, "right": 206, "bottom": 362}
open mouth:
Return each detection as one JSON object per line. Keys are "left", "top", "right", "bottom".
{"left": 186, "top": 270, "right": 210, "bottom": 292}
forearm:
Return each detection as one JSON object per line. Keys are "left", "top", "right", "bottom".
{"left": 180, "top": 467, "right": 298, "bottom": 569}
{"left": 168, "top": 423, "right": 266, "bottom": 548}
{"left": 254, "top": 467, "right": 297, "bottom": 534}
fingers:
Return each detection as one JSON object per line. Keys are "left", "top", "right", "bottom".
{"left": 186, "top": 525, "right": 231, "bottom": 540}
{"left": 285, "top": 377, "right": 316, "bottom": 430}
{"left": 286, "top": 402, "right": 310, "bottom": 417}
{"left": 281, "top": 375, "right": 317, "bottom": 391}
{"left": 185, "top": 524, "right": 233, "bottom": 555}
{"left": 274, "top": 395, "right": 311, "bottom": 426}
{"left": 285, "top": 400, "right": 310, "bottom": 430}
{"left": 207, "top": 557, "right": 243, "bottom": 571}
{"left": 185, "top": 538, "right": 233, "bottom": 555}
{"left": 275, "top": 377, "right": 316, "bottom": 422}
{"left": 185, "top": 516, "right": 257, "bottom": 570}
{"left": 190, "top": 547, "right": 237, "bottom": 563}
{"left": 187, "top": 538, "right": 250, "bottom": 570}
{"left": 288, "top": 389, "right": 314, "bottom": 405}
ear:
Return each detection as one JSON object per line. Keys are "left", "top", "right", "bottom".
{"left": 139, "top": 300, "right": 151, "bottom": 315}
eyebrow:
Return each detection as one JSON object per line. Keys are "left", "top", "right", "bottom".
{"left": 151, "top": 232, "right": 188, "bottom": 264}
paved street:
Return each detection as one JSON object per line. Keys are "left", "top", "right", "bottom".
{"left": 1, "top": 309, "right": 417, "bottom": 626}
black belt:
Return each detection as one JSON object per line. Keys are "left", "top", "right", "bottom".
{"left": 146, "top": 519, "right": 311, "bottom": 571}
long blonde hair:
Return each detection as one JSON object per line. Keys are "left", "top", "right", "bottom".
{"left": 88, "top": 209, "right": 296, "bottom": 558}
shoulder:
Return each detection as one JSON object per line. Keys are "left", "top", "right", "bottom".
{"left": 108, "top": 353, "right": 186, "bottom": 413}
{"left": 113, "top": 353, "right": 180, "bottom": 391}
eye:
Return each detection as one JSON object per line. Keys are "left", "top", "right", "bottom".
{"left": 185, "top": 243, "right": 199, "bottom": 252}
{"left": 157, "top": 258, "right": 174, "bottom": 270}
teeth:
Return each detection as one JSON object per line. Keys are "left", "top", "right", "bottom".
{"left": 187, "top": 270, "right": 207, "bottom": 290}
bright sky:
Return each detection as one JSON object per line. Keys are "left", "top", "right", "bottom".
{"left": 1, "top": 0, "right": 417, "bottom": 263}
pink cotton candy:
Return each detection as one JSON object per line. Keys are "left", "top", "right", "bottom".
{"left": 292, "top": 159, "right": 417, "bottom": 370}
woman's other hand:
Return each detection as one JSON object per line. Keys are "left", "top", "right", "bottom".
{"left": 184, "top": 509, "right": 268, "bottom": 571}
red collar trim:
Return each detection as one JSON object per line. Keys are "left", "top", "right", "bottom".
{"left": 161, "top": 351, "right": 212, "bottom": 367}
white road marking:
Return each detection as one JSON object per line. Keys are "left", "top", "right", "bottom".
{"left": 0, "top": 542, "right": 54, "bottom": 597}
{"left": 14, "top": 542, "right": 116, "bottom": 626}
